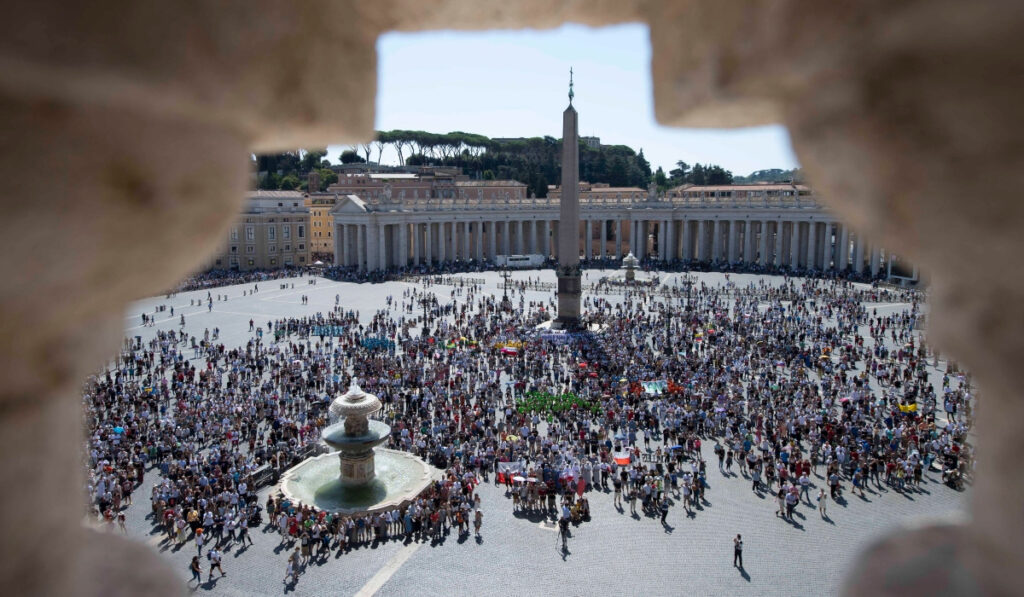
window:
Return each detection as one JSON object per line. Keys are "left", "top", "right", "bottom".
{"left": 229, "top": 256, "right": 238, "bottom": 265}
{"left": 283, "top": 226, "right": 291, "bottom": 240}
{"left": 293, "top": 202, "right": 298, "bottom": 207}
{"left": 246, "top": 226, "right": 254, "bottom": 241}
{"left": 299, "top": 256, "right": 305, "bottom": 263}
{"left": 230, "top": 228, "right": 238, "bottom": 241}
{"left": 268, "top": 226, "right": 276, "bottom": 241}
{"left": 230, "top": 246, "right": 238, "bottom": 254}
{"left": 248, "top": 259, "right": 254, "bottom": 266}
{"left": 246, "top": 246, "right": 255, "bottom": 254}
{"left": 284, "top": 244, "right": 291, "bottom": 251}
{"left": 269, "top": 245, "right": 276, "bottom": 253}
{"left": 284, "top": 256, "right": 293, "bottom": 265}
{"left": 298, "top": 244, "right": 304, "bottom": 250}
{"left": 270, "top": 258, "right": 276, "bottom": 265}
{"left": 298, "top": 225, "right": 305, "bottom": 239}
{"left": 215, "top": 259, "right": 222, "bottom": 266}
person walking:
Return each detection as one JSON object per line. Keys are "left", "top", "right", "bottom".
{"left": 733, "top": 534, "right": 744, "bottom": 568}
{"left": 189, "top": 556, "right": 202, "bottom": 585}
{"left": 207, "top": 548, "right": 224, "bottom": 581}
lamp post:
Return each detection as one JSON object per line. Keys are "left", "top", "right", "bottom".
{"left": 419, "top": 295, "right": 431, "bottom": 337}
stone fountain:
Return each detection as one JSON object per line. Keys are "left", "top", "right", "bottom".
{"left": 322, "top": 382, "right": 390, "bottom": 486}
{"left": 278, "top": 381, "right": 441, "bottom": 515}
{"left": 621, "top": 251, "right": 639, "bottom": 282}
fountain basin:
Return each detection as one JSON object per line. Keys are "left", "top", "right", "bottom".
{"left": 321, "top": 419, "right": 392, "bottom": 451}
{"left": 279, "top": 448, "right": 442, "bottom": 516}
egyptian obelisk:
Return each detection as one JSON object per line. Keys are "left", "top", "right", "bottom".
{"left": 555, "top": 68, "right": 582, "bottom": 329}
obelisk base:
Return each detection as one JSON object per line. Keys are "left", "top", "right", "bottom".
{"left": 554, "top": 264, "right": 582, "bottom": 329}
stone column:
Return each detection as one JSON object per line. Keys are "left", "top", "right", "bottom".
{"left": 820, "top": 222, "right": 832, "bottom": 270}
{"left": 807, "top": 221, "right": 817, "bottom": 270}
{"left": 695, "top": 220, "right": 705, "bottom": 261}
{"left": 615, "top": 219, "right": 623, "bottom": 259}
{"left": 488, "top": 220, "right": 497, "bottom": 260}
{"left": 475, "top": 221, "right": 484, "bottom": 261}
{"left": 839, "top": 224, "right": 850, "bottom": 271}
{"left": 584, "top": 219, "right": 592, "bottom": 260}
{"left": 452, "top": 218, "right": 460, "bottom": 258}
{"left": 853, "top": 234, "right": 865, "bottom": 273}
{"left": 366, "top": 222, "right": 379, "bottom": 271}
{"left": 774, "top": 221, "right": 784, "bottom": 266}
{"left": 682, "top": 218, "right": 691, "bottom": 260}
{"left": 712, "top": 219, "right": 722, "bottom": 262}
{"left": 502, "top": 220, "right": 510, "bottom": 256}
{"left": 379, "top": 223, "right": 388, "bottom": 270}
{"left": 665, "top": 218, "right": 674, "bottom": 261}
{"left": 870, "top": 245, "right": 881, "bottom": 276}
{"left": 462, "top": 221, "right": 470, "bottom": 260}
{"left": 728, "top": 219, "right": 738, "bottom": 263}
{"left": 790, "top": 220, "right": 801, "bottom": 267}
{"left": 749, "top": 219, "right": 757, "bottom": 262}
{"left": 411, "top": 222, "right": 420, "bottom": 266}
{"left": 439, "top": 222, "right": 448, "bottom": 263}
{"left": 398, "top": 222, "right": 409, "bottom": 268}
{"left": 759, "top": 220, "right": 768, "bottom": 266}
{"left": 600, "top": 219, "right": 607, "bottom": 259}
{"left": 424, "top": 222, "right": 432, "bottom": 264}
{"left": 357, "top": 224, "right": 366, "bottom": 272}
{"left": 542, "top": 220, "right": 551, "bottom": 257}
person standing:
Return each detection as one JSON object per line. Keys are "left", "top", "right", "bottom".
{"left": 733, "top": 534, "right": 744, "bottom": 568}
{"left": 817, "top": 488, "right": 828, "bottom": 517}
{"left": 474, "top": 509, "right": 483, "bottom": 536}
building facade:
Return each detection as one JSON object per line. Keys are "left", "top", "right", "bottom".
{"left": 307, "top": 195, "right": 337, "bottom": 260}
{"left": 313, "top": 171, "right": 527, "bottom": 261}
{"left": 330, "top": 182, "right": 904, "bottom": 279}
{"left": 209, "top": 190, "right": 311, "bottom": 270}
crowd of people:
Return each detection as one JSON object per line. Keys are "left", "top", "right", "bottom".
{"left": 83, "top": 266, "right": 970, "bottom": 585}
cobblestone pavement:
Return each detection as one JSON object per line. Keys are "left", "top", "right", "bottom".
{"left": 109, "top": 271, "right": 967, "bottom": 596}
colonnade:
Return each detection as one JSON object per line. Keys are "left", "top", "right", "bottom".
{"left": 334, "top": 210, "right": 893, "bottom": 276}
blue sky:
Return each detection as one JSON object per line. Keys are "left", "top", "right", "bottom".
{"left": 327, "top": 24, "right": 799, "bottom": 177}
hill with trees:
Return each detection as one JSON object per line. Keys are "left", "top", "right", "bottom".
{"left": 254, "top": 130, "right": 796, "bottom": 195}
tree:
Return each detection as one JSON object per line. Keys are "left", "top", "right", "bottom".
{"left": 654, "top": 166, "right": 668, "bottom": 190}
{"left": 278, "top": 173, "right": 301, "bottom": 190}
{"left": 340, "top": 150, "right": 364, "bottom": 164}
{"left": 317, "top": 167, "right": 338, "bottom": 191}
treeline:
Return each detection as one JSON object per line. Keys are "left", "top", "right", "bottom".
{"left": 254, "top": 150, "right": 337, "bottom": 191}
{"left": 733, "top": 168, "right": 803, "bottom": 184}
{"left": 398, "top": 133, "right": 653, "bottom": 198}
{"left": 254, "top": 130, "right": 796, "bottom": 195}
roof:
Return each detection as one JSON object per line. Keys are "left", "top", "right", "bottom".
{"left": 367, "top": 173, "right": 418, "bottom": 180}
{"left": 671, "top": 183, "right": 810, "bottom": 193}
{"left": 455, "top": 180, "right": 526, "bottom": 187}
{"left": 246, "top": 190, "right": 304, "bottom": 198}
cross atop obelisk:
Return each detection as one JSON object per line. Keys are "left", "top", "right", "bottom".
{"left": 568, "top": 67, "right": 574, "bottom": 105}
{"left": 555, "top": 68, "right": 582, "bottom": 329}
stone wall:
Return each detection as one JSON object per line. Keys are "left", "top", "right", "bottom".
{"left": 0, "top": 1, "right": 1020, "bottom": 595}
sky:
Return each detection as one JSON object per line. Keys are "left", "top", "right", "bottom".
{"left": 327, "top": 24, "right": 799, "bottom": 177}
